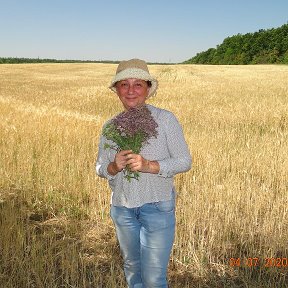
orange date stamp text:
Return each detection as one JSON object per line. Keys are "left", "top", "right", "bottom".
{"left": 229, "top": 257, "right": 288, "bottom": 268}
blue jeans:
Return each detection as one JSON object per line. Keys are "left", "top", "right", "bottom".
{"left": 110, "top": 196, "right": 175, "bottom": 288}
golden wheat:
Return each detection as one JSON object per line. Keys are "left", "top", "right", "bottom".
{"left": 0, "top": 63, "right": 287, "bottom": 287}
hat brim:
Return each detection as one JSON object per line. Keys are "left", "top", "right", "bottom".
{"left": 109, "top": 68, "right": 158, "bottom": 98}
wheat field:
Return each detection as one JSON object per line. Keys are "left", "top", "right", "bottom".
{"left": 0, "top": 63, "right": 287, "bottom": 287}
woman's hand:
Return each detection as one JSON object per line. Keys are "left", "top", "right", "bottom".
{"left": 107, "top": 150, "right": 132, "bottom": 176}
{"left": 108, "top": 151, "right": 160, "bottom": 176}
{"left": 114, "top": 150, "right": 132, "bottom": 171}
{"left": 126, "top": 153, "right": 150, "bottom": 173}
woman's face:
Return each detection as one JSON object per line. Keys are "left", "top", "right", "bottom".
{"left": 115, "top": 78, "right": 150, "bottom": 110}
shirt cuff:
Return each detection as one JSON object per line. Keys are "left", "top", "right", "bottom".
{"left": 97, "top": 162, "right": 117, "bottom": 181}
{"left": 157, "top": 160, "right": 170, "bottom": 178}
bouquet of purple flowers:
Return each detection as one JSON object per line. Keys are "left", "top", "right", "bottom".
{"left": 103, "top": 105, "right": 158, "bottom": 181}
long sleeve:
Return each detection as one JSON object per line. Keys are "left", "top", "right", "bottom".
{"left": 157, "top": 112, "right": 192, "bottom": 178}
{"left": 96, "top": 132, "right": 117, "bottom": 181}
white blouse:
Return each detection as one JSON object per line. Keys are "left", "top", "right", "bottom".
{"left": 96, "top": 104, "right": 192, "bottom": 208}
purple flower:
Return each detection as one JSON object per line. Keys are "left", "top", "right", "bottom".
{"left": 112, "top": 105, "right": 158, "bottom": 141}
{"left": 102, "top": 105, "right": 158, "bottom": 181}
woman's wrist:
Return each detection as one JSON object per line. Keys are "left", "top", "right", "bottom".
{"left": 145, "top": 159, "right": 150, "bottom": 173}
{"left": 107, "top": 161, "right": 121, "bottom": 176}
{"left": 145, "top": 160, "right": 160, "bottom": 174}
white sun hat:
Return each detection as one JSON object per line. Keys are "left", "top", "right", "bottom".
{"left": 109, "top": 58, "right": 158, "bottom": 98}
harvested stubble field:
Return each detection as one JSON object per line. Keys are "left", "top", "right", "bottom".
{"left": 0, "top": 63, "right": 287, "bottom": 288}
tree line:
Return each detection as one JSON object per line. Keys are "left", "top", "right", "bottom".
{"left": 0, "top": 57, "right": 172, "bottom": 65}
{"left": 184, "top": 23, "right": 288, "bottom": 64}
{"left": 0, "top": 58, "right": 120, "bottom": 64}
{"left": 2, "top": 23, "right": 287, "bottom": 65}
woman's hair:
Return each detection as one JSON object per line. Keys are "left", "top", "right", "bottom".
{"left": 147, "top": 81, "right": 152, "bottom": 87}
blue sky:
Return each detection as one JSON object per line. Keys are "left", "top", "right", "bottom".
{"left": 0, "top": 0, "right": 287, "bottom": 63}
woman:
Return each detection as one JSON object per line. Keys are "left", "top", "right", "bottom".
{"left": 96, "top": 59, "right": 192, "bottom": 287}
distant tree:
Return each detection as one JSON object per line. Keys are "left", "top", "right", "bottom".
{"left": 184, "top": 23, "right": 288, "bottom": 64}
